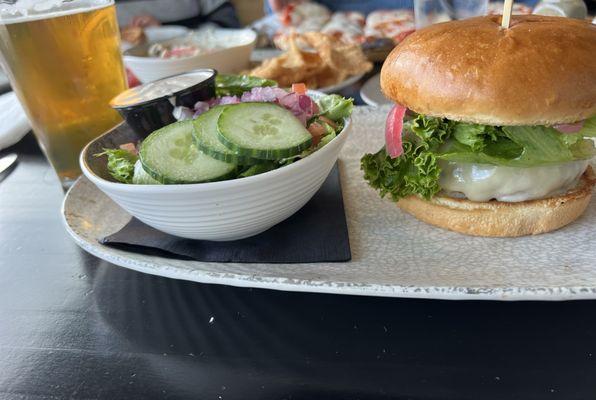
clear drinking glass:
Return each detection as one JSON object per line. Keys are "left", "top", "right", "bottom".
{"left": 414, "top": 0, "right": 489, "bottom": 29}
{"left": 0, "top": 0, "right": 128, "bottom": 189}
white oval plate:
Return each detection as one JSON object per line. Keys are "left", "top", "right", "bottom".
{"left": 360, "top": 73, "right": 392, "bottom": 107}
{"left": 62, "top": 106, "right": 596, "bottom": 301}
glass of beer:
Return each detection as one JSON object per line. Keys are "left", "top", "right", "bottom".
{"left": 0, "top": 0, "right": 128, "bottom": 189}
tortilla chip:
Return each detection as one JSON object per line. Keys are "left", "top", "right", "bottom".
{"left": 247, "top": 32, "right": 372, "bottom": 89}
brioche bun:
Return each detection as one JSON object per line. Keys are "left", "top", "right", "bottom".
{"left": 396, "top": 168, "right": 595, "bottom": 237}
{"left": 380, "top": 15, "right": 596, "bottom": 126}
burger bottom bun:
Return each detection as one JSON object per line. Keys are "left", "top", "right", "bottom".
{"left": 397, "top": 167, "right": 596, "bottom": 237}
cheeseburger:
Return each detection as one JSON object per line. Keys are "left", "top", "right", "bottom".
{"left": 361, "top": 15, "right": 596, "bottom": 237}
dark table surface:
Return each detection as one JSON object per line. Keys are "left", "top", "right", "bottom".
{"left": 3, "top": 98, "right": 596, "bottom": 400}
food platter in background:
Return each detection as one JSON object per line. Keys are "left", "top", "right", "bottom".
{"left": 250, "top": 1, "right": 538, "bottom": 64}
{"left": 251, "top": 5, "right": 416, "bottom": 63}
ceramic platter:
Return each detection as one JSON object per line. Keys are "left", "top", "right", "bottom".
{"left": 63, "top": 106, "right": 596, "bottom": 301}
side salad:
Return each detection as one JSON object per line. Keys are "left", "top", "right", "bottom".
{"left": 98, "top": 75, "right": 353, "bottom": 184}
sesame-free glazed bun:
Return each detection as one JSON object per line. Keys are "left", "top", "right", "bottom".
{"left": 381, "top": 15, "right": 596, "bottom": 125}
{"left": 397, "top": 168, "right": 595, "bottom": 237}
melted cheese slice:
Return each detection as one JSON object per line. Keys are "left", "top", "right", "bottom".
{"left": 439, "top": 160, "right": 589, "bottom": 202}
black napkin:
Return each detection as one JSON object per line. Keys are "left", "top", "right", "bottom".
{"left": 100, "top": 164, "right": 351, "bottom": 263}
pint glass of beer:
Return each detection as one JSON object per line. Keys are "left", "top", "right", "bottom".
{"left": 0, "top": 0, "right": 127, "bottom": 188}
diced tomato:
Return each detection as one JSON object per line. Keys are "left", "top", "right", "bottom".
{"left": 119, "top": 142, "right": 138, "bottom": 155}
{"left": 292, "top": 83, "right": 307, "bottom": 95}
{"left": 318, "top": 115, "right": 337, "bottom": 129}
{"left": 308, "top": 122, "right": 326, "bottom": 146}
{"left": 385, "top": 104, "right": 407, "bottom": 158}
{"left": 281, "top": 4, "right": 295, "bottom": 26}
{"left": 126, "top": 68, "right": 141, "bottom": 88}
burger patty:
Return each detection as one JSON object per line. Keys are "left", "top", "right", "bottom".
{"left": 438, "top": 159, "right": 589, "bottom": 202}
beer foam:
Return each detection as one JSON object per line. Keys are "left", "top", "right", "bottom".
{"left": 0, "top": 0, "right": 112, "bottom": 23}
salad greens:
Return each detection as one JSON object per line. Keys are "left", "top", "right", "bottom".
{"left": 361, "top": 115, "right": 596, "bottom": 201}
{"left": 238, "top": 162, "right": 278, "bottom": 178}
{"left": 98, "top": 82, "right": 353, "bottom": 184}
{"left": 215, "top": 74, "right": 277, "bottom": 96}
{"left": 317, "top": 94, "right": 354, "bottom": 122}
{"left": 96, "top": 149, "right": 138, "bottom": 184}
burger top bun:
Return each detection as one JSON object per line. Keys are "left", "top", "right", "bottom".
{"left": 380, "top": 15, "right": 596, "bottom": 126}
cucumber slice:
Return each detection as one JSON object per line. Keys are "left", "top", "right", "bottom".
{"left": 192, "top": 106, "right": 260, "bottom": 165}
{"left": 139, "top": 120, "right": 236, "bottom": 184}
{"left": 132, "top": 160, "right": 161, "bottom": 185}
{"left": 217, "top": 102, "right": 312, "bottom": 160}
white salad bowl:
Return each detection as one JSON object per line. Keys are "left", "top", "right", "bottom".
{"left": 124, "top": 28, "right": 257, "bottom": 83}
{"left": 80, "top": 116, "right": 351, "bottom": 241}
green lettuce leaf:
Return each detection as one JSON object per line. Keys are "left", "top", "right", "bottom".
{"left": 215, "top": 74, "right": 277, "bottom": 96}
{"left": 579, "top": 116, "right": 596, "bottom": 137}
{"left": 439, "top": 125, "right": 595, "bottom": 166}
{"left": 361, "top": 144, "right": 441, "bottom": 201}
{"left": 317, "top": 94, "right": 354, "bottom": 122}
{"left": 361, "top": 114, "right": 596, "bottom": 201}
{"left": 503, "top": 126, "right": 575, "bottom": 163}
{"left": 452, "top": 123, "right": 499, "bottom": 152}
{"left": 361, "top": 115, "right": 448, "bottom": 201}
{"left": 95, "top": 148, "right": 138, "bottom": 184}
{"left": 238, "top": 162, "right": 278, "bottom": 178}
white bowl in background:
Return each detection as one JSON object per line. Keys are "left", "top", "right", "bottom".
{"left": 80, "top": 114, "right": 351, "bottom": 241}
{"left": 124, "top": 28, "right": 257, "bottom": 83}
{"left": 120, "top": 25, "right": 189, "bottom": 52}
{"left": 144, "top": 25, "right": 189, "bottom": 43}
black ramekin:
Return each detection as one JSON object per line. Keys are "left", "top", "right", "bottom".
{"left": 110, "top": 69, "right": 217, "bottom": 138}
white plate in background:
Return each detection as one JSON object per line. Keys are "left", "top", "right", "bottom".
{"left": 0, "top": 69, "right": 10, "bottom": 92}
{"left": 0, "top": 92, "right": 30, "bottom": 150}
{"left": 360, "top": 73, "right": 391, "bottom": 106}
{"left": 318, "top": 73, "right": 364, "bottom": 94}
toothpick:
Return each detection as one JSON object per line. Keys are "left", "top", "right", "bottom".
{"left": 501, "top": 0, "right": 514, "bottom": 28}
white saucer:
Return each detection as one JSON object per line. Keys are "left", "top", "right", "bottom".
{"left": 360, "top": 73, "right": 391, "bottom": 106}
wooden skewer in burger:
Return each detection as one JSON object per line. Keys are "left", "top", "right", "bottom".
{"left": 361, "top": 12, "right": 596, "bottom": 237}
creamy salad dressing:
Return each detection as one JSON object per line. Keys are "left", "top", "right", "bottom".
{"left": 439, "top": 160, "right": 589, "bottom": 202}
{"left": 110, "top": 71, "right": 213, "bottom": 107}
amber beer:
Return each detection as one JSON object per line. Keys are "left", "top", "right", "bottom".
{"left": 0, "top": 1, "right": 127, "bottom": 187}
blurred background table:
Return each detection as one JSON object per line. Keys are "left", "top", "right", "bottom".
{"left": 2, "top": 94, "right": 596, "bottom": 399}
